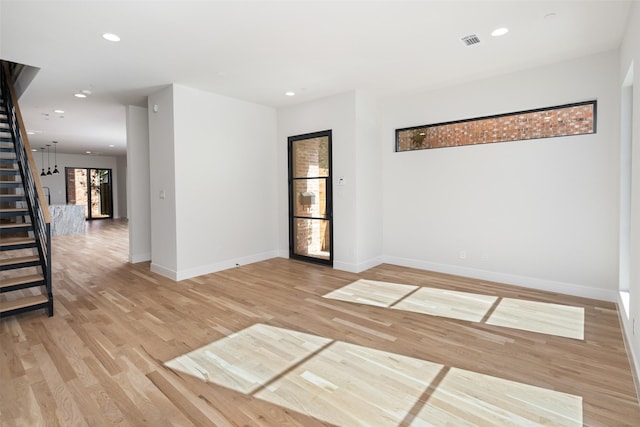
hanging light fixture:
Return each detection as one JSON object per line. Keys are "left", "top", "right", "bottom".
{"left": 40, "top": 148, "right": 46, "bottom": 176}
{"left": 52, "top": 141, "right": 60, "bottom": 174}
{"left": 46, "top": 144, "right": 52, "bottom": 175}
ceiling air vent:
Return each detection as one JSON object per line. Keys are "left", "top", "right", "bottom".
{"left": 461, "top": 34, "right": 480, "bottom": 46}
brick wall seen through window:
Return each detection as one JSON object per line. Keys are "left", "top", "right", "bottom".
{"left": 395, "top": 101, "right": 596, "bottom": 152}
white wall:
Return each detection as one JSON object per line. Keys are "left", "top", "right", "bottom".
{"left": 277, "top": 91, "right": 383, "bottom": 272}
{"left": 148, "top": 86, "right": 178, "bottom": 277}
{"left": 148, "top": 84, "right": 279, "bottom": 280}
{"left": 126, "top": 105, "right": 151, "bottom": 263}
{"left": 381, "top": 50, "right": 620, "bottom": 301}
{"left": 618, "top": 0, "right": 640, "bottom": 395}
{"left": 278, "top": 92, "right": 358, "bottom": 269}
{"left": 34, "top": 152, "right": 119, "bottom": 215}
{"left": 354, "top": 92, "right": 383, "bottom": 270}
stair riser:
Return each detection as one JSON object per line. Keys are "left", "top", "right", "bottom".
{"left": 0, "top": 243, "right": 37, "bottom": 251}
{"left": 0, "top": 302, "right": 50, "bottom": 318}
{"left": 0, "top": 211, "right": 29, "bottom": 218}
{"left": 0, "top": 261, "right": 40, "bottom": 271}
{"left": 0, "top": 226, "right": 33, "bottom": 233}
{"left": 0, "top": 280, "right": 45, "bottom": 292}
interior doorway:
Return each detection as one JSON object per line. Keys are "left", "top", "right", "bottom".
{"left": 288, "top": 130, "right": 333, "bottom": 266}
{"left": 65, "top": 167, "right": 113, "bottom": 220}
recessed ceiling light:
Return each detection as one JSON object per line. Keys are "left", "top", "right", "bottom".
{"left": 31, "top": 149, "right": 38, "bottom": 152}
{"left": 108, "top": 144, "right": 115, "bottom": 148}
{"left": 27, "top": 131, "right": 35, "bottom": 135}
{"left": 102, "top": 33, "right": 121, "bottom": 42}
{"left": 491, "top": 27, "right": 509, "bottom": 37}
{"left": 74, "top": 93, "right": 87, "bottom": 98}
{"left": 54, "top": 109, "right": 64, "bottom": 114}
{"left": 285, "top": 91, "right": 296, "bottom": 96}
{"left": 81, "top": 89, "right": 92, "bottom": 95}
{"left": 86, "top": 151, "right": 92, "bottom": 154}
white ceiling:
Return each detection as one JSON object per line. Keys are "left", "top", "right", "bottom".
{"left": 0, "top": 0, "right": 633, "bottom": 156}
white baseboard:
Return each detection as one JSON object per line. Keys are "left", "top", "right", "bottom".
{"left": 130, "top": 252, "right": 151, "bottom": 263}
{"left": 150, "top": 262, "right": 178, "bottom": 280}
{"left": 617, "top": 293, "right": 640, "bottom": 403}
{"left": 174, "top": 250, "right": 280, "bottom": 281}
{"left": 383, "top": 256, "right": 617, "bottom": 302}
{"left": 334, "top": 256, "right": 383, "bottom": 273}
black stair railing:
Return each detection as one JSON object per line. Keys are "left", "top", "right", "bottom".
{"left": 1, "top": 61, "right": 53, "bottom": 316}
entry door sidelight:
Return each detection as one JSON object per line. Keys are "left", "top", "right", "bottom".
{"left": 288, "top": 130, "right": 333, "bottom": 266}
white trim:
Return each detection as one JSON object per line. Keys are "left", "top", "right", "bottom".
{"left": 617, "top": 294, "right": 640, "bottom": 403}
{"left": 150, "top": 262, "right": 178, "bottom": 280}
{"left": 334, "top": 256, "right": 383, "bottom": 273}
{"left": 383, "top": 256, "right": 617, "bottom": 302}
{"left": 333, "top": 261, "right": 358, "bottom": 273}
{"left": 174, "top": 250, "right": 280, "bottom": 281}
{"left": 129, "top": 252, "right": 151, "bottom": 263}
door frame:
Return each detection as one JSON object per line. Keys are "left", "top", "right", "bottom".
{"left": 288, "top": 129, "right": 333, "bottom": 266}
{"left": 64, "top": 167, "right": 114, "bottom": 220}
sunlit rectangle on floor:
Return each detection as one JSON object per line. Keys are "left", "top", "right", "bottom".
{"left": 486, "top": 298, "right": 584, "bottom": 340}
{"left": 164, "top": 323, "right": 331, "bottom": 394}
{"left": 392, "top": 287, "right": 497, "bottom": 322}
{"left": 416, "top": 367, "right": 583, "bottom": 426}
{"left": 256, "top": 340, "right": 444, "bottom": 426}
{"left": 165, "top": 324, "right": 583, "bottom": 426}
{"left": 322, "top": 279, "right": 417, "bottom": 307}
{"left": 324, "top": 280, "right": 585, "bottom": 339}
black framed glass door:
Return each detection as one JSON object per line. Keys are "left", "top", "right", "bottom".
{"left": 288, "top": 130, "right": 333, "bottom": 265}
{"left": 65, "top": 167, "right": 113, "bottom": 220}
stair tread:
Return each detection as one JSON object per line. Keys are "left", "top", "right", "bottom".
{"left": 0, "top": 255, "right": 39, "bottom": 267}
{"left": 0, "top": 237, "right": 36, "bottom": 246}
{"left": 0, "top": 223, "right": 31, "bottom": 229}
{"left": 0, "top": 273, "right": 43, "bottom": 287}
{"left": 0, "top": 294, "right": 48, "bottom": 313}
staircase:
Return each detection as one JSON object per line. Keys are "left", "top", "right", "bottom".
{"left": 0, "top": 61, "right": 53, "bottom": 318}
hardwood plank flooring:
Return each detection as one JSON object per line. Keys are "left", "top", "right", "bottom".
{"left": 1, "top": 219, "right": 639, "bottom": 426}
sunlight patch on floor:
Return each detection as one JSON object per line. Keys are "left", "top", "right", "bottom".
{"left": 322, "top": 279, "right": 417, "bottom": 307}
{"left": 165, "top": 324, "right": 582, "bottom": 426}
{"left": 392, "top": 286, "right": 498, "bottom": 322}
{"left": 165, "top": 323, "right": 331, "bottom": 394}
{"left": 486, "top": 298, "right": 584, "bottom": 340}
{"left": 324, "top": 280, "right": 584, "bottom": 339}
{"left": 415, "top": 367, "right": 582, "bottom": 426}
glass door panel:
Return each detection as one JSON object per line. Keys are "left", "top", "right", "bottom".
{"left": 288, "top": 130, "right": 333, "bottom": 265}
{"left": 66, "top": 167, "right": 113, "bottom": 220}
{"left": 90, "top": 169, "right": 112, "bottom": 219}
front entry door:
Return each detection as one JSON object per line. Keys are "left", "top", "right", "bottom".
{"left": 65, "top": 167, "right": 113, "bottom": 220}
{"left": 288, "top": 130, "right": 333, "bottom": 265}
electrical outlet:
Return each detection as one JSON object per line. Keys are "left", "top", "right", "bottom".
{"left": 459, "top": 250, "right": 467, "bottom": 260}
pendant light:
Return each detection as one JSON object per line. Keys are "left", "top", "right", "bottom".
{"left": 46, "top": 144, "right": 52, "bottom": 176}
{"left": 40, "top": 148, "right": 46, "bottom": 176}
{"left": 52, "top": 141, "right": 60, "bottom": 174}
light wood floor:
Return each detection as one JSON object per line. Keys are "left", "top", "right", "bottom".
{"left": 1, "top": 219, "right": 639, "bottom": 426}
